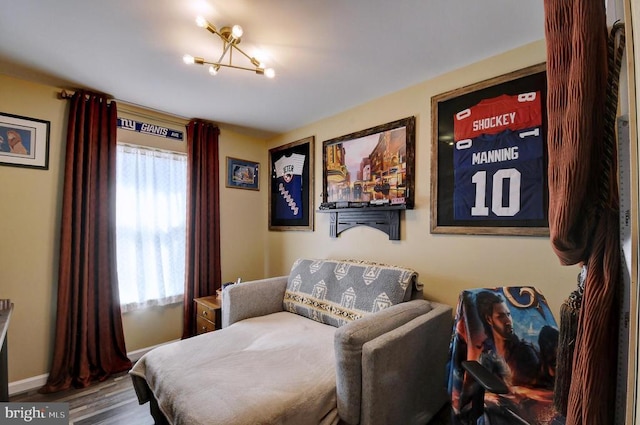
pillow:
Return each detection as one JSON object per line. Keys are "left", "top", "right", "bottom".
{"left": 282, "top": 258, "right": 420, "bottom": 327}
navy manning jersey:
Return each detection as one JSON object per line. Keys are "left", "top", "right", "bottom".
{"left": 453, "top": 127, "right": 544, "bottom": 220}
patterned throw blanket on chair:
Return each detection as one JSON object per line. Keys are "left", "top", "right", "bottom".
{"left": 447, "top": 286, "right": 564, "bottom": 425}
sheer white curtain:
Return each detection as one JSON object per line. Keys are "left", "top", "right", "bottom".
{"left": 115, "top": 144, "right": 187, "bottom": 312}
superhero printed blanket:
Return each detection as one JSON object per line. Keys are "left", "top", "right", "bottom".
{"left": 447, "top": 287, "right": 563, "bottom": 425}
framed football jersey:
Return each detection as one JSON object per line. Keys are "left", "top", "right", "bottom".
{"left": 431, "top": 63, "right": 549, "bottom": 236}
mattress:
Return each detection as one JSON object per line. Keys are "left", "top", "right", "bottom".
{"left": 130, "top": 311, "right": 339, "bottom": 425}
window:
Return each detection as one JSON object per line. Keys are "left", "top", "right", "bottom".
{"left": 115, "top": 144, "right": 187, "bottom": 312}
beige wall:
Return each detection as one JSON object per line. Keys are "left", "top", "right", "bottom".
{"left": 266, "top": 39, "right": 580, "bottom": 317}
{"left": 0, "top": 76, "right": 67, "bottom": 383}
{"left": 2, "top": 38, "right": 585, "bottom": 386}
{"left": 0, "top": 74, "right": 267, "bottom": 381}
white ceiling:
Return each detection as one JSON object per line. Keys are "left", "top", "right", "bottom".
{"left": 0, "top": 0, "right": 545, "bottom": 138}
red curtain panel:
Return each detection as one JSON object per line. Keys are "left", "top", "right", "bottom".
{"left": 544, "top": 1, "right": 621, "bottom": 424}
{"left": 41, "top": 90, "right": 131, "bottom": 393}
{"left": 182, "top": 120, "right": 222, "bottom": 338}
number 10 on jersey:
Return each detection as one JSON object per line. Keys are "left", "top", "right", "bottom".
{"left": 452, "top": 128, "right": 544, "bottom": 221}
{"left": 470, "top": 168, "right": 522, "bottom": 217}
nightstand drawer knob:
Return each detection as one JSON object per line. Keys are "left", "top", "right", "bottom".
{"left": 203, "top": 310, "right": 208, "bottom": 316}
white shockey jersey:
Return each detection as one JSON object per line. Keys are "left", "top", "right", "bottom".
{"left": 274, "top": 153, "right": 306, "bottom": 220}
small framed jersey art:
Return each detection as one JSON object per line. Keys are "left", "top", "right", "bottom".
{"left": 430, "top": 63, "right": 549, "bottom": 236}
{"left": 269, "top": 136, "right": 314, "bottom": 231}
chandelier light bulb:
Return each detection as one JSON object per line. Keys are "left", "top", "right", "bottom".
{"left": 195, "top": 16, "right": 207, "bottom": 28}
{"left": 186, "top": 15, "right": 274, "bottom": 78}
{"left": 231, "top": 25, "right": 244, "bottom": 39}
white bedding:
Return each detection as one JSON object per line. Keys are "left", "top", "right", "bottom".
{"left": 130, "top": 311, "right": 339, "bottom": 425}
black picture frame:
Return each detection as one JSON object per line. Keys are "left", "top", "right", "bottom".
{"left": 0, "top": 112, "right": 50, "bottom": 170}
{"left": 225, "top": 157, "right": 259, "bottom": 190}
{"left": 430, "top": 63, "right": 549, "bottom": 236}
{"left": 269, "top": 136, "right": 314, "bottom": 231}
{"left": 322, "top": 117, "right": 416, "bottom": 208}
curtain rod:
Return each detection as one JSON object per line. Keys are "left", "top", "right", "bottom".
{"left": 59, "top": 89, "right": 113, "bottom": 100}
{"left": 58, "top": 89, "right": 189, "bottom": 128}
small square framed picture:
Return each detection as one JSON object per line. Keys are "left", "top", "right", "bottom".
{"left": 0, "top": 112, "right": 50, "bottom": 170}
{"left": 226, "top": 157, "right": 259, "bottom": 190}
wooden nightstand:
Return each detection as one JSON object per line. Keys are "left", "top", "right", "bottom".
{"left": 194, "top": 296, "right": 222, "bottom": 335}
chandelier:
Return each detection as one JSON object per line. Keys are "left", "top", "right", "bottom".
{"left": 183, "top": 16, "right": 275, "bottom": 78}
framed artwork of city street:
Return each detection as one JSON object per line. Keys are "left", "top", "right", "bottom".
{"left": 430, "top": 63, "right": 549, "bottom": 236}
{"left": 322, "top": 117, "right": 415, "bottom": 209}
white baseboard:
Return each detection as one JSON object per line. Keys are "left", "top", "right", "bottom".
{"left": 127, "top": 339, "right": 179, "bottom": 363}
{"left": 8, "top": 339, "right": 179, "bottom": 396}
{"left": 9, "top": 373, "right": 48, "bottom": 396}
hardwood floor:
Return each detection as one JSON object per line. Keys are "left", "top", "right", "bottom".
{"left": 10, "top": 372, "right": 153, "bottom": 425}
{"left": 11, "top": 371, "right": 452, "bottom": 425}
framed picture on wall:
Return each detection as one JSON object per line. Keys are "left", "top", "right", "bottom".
{"left": 322, "top": 117, "right": 416, "bottom": 208}
{"left": 0, "top": 112, "right": 50, "bottom": 170}
{"left": 268, "top": 136, "right": 314, "bottom": 231}
{"left": 430, "top": 63, "right": 549, "bottom": 236}
{"left": 226, "top": 157, "right": 259, "bottom": 190}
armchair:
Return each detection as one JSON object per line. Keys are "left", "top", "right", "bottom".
{"left": 131, "top": 259, "right": 453, "bottom": 425}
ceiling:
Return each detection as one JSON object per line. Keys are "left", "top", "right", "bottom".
{"left": 0, "top": 0, "right": 546, "bottom": 138}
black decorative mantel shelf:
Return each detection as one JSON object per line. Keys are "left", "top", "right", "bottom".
{"left": 317, "top": 206, "right": 406, "bottom": 240}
